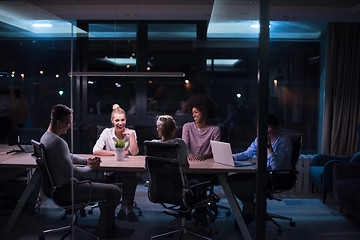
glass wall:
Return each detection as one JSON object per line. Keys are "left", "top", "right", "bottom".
{"left": 0, "top": 21, "right": 323, "bottom": 153}
{"left": 0, "top": 5, "right": 323, "bottom": 155}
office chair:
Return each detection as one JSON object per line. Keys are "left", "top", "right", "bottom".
{"left": 31, "top": 140, "right": 100, "bottom": 240}
{"left": 144, "top": 140, "right": 217, "bottom": 240}
{"left": 310, "top": 123, "right": 360, "bottom": 203}
{"left": 266, "top": 129, "right": 303, "bottom": 235}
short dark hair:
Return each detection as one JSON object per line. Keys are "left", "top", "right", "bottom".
{"left": 50, "top": 104, "right": 73, "bottom": 126}
{"left": 268, "top": 114, "right": 279, "bottom": 129}
{"left": 189, "top": 94, "right": 216, "bottom": 121}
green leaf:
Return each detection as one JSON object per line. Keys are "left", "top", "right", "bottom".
{"left": 114, "top": 139, "right": 126, "bottom": 148}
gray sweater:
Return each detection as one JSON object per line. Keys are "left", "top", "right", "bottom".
{"left": 40, "top": 131, "right": 92, "bottom": 187}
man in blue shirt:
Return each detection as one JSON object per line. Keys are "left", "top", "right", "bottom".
{"left": 228, "top": 114, "right": 292, "bottom": 225}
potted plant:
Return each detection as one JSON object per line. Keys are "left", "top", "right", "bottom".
{"left": 114, "top": 138, "right": 126, "bottom": 161}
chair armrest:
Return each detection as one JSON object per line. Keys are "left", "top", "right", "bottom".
{"left": 334, "top": 163, "right": 360, "bottom": 180}
{"left": 183, "top": 180, "right": 215, "bottom": 210}
{"left": 311, "top": 154, "right": 351, "bottom": 166}
{"left": 53, "top": 180, "right": 93, "bottom": 207}
{"left": 269, "top": 169, "right": 293, "bottom": 175}
{"left": 267, "top": 170, "right": 297, "bottom": 192}
{"left": 323, "top": 160, "right": 350, "bottom": 174}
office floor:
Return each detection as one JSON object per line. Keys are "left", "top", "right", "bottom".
{"left": 1, "top": 185, "right": 360, "bottom": 240}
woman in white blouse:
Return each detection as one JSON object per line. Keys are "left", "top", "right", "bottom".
{"left": 93, "top": 104, "right": 140, "bottom": 222}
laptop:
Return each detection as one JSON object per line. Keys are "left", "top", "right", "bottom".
{"left": 210, "top": 140, "right": 253, "bottom": 167}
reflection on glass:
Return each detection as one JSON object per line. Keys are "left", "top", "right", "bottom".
{"left": 87, "top": 77, "right": 136, "bottom": 115}
{"left": 146, "top": 78, "right": 190, "bottom": 116}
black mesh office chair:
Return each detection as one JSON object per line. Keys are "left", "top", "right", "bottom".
{"left": 31, "top": 140, "right": 100, "bottom": 240}
{"left": 266, "top": 129, "right": 303, "bottom": 235}
{"left": 144, "top": 140, "right": 217, "bottom": 240}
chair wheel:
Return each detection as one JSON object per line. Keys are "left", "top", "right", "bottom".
{"left": 88, "top": 209, "right": 93, "bottom": 215}
{"left": 277, "top": 229, "right": 282, "bottom": 235}
{"left": 290, "top": 221, "right": 296, "bottom": 227}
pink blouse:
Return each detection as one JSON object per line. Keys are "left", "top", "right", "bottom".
{"left": 182, "top": 122, "right": 221, "bottom": 156}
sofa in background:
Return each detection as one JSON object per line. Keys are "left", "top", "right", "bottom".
{"left": 333, "top": 162, "right": 360, "bottom": 222}
{"left": 310, "top": 152, "right": 360, "bottom": 203}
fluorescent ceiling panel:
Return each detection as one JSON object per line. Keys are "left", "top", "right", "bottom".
{"left": 0, "top": 1, "right": 86, "bottom": 36}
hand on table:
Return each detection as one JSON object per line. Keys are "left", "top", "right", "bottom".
{"left": 87, "top": 156, "right": 101, "bottom": 170}
{"left": 187, "top": 153, "right": 210, "bottom": 161}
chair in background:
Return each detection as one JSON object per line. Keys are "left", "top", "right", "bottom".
{"left": 310, "top": 123, "right": 360, "bottom": 203}
{"left": 333, "top": 162, "right": 360, "bottom": 222}
{"left": 31, "top": 140, "right": 100, "bottom": 240}
{"left": 309, "top": 153, "right": 353, "bottom": 203}
{"left": 265, "top": 129, "right": 303, "bottom": 235}
{"left": 144, "top": 140, "right": 217, "bottom": 240}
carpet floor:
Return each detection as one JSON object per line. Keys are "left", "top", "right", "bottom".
{"left": 1, "top": 185, "right": 359, "bottom": 240}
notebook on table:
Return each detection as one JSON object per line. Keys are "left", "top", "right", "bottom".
{"left": 210, "top": 140, "right": 253, "bottom": 167}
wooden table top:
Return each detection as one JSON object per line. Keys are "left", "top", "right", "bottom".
{"left": 0, "top": 145, "right": 256, "bottom": 174}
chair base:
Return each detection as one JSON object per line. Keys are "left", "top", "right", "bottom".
{"left": 40, "top": 224, "right": 99, "bottom": 240}
{"left": 151, "top": 218, "right": 212, "bottom": 240}
{"left": 267, "top": 212, "right": 296, "bottom": 235}
{"left": 40, "top": 212, "right": 99, "bottom": 240}
{"left": 151, "top": 227, "right": 211, "bottom": 240}
{"left": 88, "top": 201, "right": 143, "bottom": 216}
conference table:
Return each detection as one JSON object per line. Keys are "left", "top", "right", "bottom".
{"left": 0, "top": 145, "right": 256, "bottom": 240}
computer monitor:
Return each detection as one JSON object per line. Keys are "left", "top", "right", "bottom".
{"left": 7, "top": 128, "right": 45, "bottom": 153}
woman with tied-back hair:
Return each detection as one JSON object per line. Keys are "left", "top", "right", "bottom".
{"left": 93, "top": 104, "right": 140, "bottom": 222}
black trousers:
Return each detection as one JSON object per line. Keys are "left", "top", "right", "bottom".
{"left": 55, "top": 181, "right": 121, "bottom": 232}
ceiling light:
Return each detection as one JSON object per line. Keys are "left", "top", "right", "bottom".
{"left": 32, "top": 23, "right": 52, "bottom": 28}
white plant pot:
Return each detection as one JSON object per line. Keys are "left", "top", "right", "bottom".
{"left": 115, "top": 148, "right": 125, "bottom": 161}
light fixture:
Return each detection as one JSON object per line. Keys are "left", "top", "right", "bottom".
{"left": 185, "top": 79, "right": 189, "bottom": 84}
{"left": 236, "top": 93, "right": 241, "bottom": 98}
{"left": 58, "top": 90, "right": 64, "bottom": 96}
{"left": 32, "top": 23, "right": 52, "bottom": 28}
{"left": 71, "top": 72, "right": 185, "bottom": 78}
{"left": 55, "top": 74, "right": 59, "bottom": 78}
{"left": 274, "top": 79, "right": 278, "bottom": 88}
{"left": 40, "top": 70, "right": 43, "bottom": 75}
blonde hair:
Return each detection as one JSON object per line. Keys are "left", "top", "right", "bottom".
{"left": 111, "top": 104, "right": 126, "bottom": 120}
{"left": 156, "top": 115, "right": 176, "bottom": 141}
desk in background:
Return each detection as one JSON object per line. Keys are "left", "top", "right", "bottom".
{"left": 0, "top": 145, "right": 39, "bottom": 234}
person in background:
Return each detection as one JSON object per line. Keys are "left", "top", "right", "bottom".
{"left": 182, "top": 95, "right": 221, "bottom": 161}
{"left": 40, "top": 104, "right": 133, "bottom": 239}
{"left": 227, "top": 114, "right": 292, "bottom": 226}
{"left": 154, "top": 115, "right": 218, "bottom": 236}
{"left": 175, "top": 99, "right": 190, "bottom": 116}
{"left": 218, "top": 103, "right": 240, "bottom": 131}
{"left": 93, "top": 104, "right": 140, "bottom": 222}
{"left": 0, "top": 85, "right": 29, "bottom": 141}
